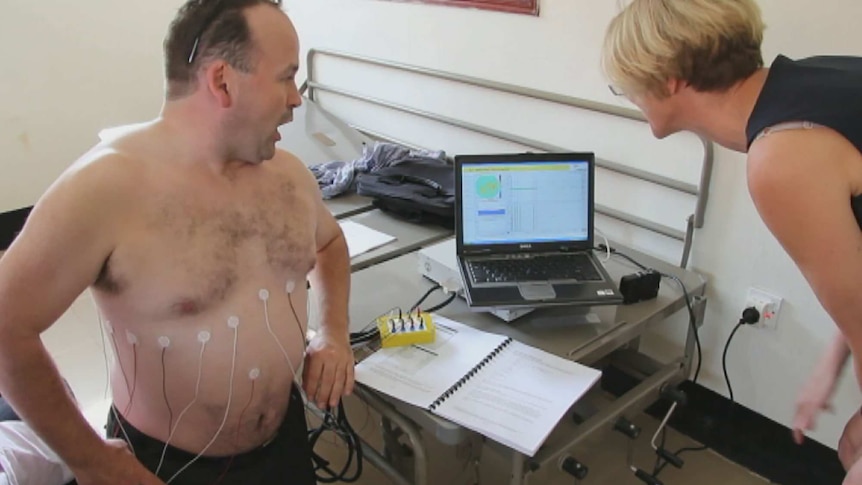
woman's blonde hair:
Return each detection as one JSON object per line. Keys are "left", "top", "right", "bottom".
{"left": 602, "top": 0, "right": 765, "bottom": 98}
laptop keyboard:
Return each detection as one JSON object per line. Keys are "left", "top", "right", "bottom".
{"left": 467, "top": 253, "right": 603, "bottom": 284}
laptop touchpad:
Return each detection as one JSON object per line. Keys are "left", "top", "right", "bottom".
{"left": 518, "top": 283, "right": 556, "bottom": 300}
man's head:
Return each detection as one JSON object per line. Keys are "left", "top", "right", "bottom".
{"left": 164, "top": 0, "right": 302, "bottom": 163}
{"left": 602, "top": 0, "right": 765, "bottom": 138}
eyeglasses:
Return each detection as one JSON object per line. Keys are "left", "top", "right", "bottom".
{"left": 608, "top": 84, "right": 625, "bottom": 96}
{"left": 187, "top": 0, "right": 281, "bottom": 64}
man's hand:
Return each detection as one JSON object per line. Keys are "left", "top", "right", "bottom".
{"left": 845, "top": 455, "right": 862, "bottom": 485}
{"left": 792, "top": 363, "right": 840, "bottom": 444}
{"left": 303, "top": 329, "right": 355, "bottom": 410}
{"left": 73, "top": 439, "right": 165, "bottom": 485}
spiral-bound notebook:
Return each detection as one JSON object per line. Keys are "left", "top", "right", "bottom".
{"left": 355, "top": 316, "right": 602, "bottom": 456}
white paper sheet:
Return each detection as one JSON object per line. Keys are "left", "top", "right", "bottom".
{"left": 338, "top": 220, "right": 396, "bottom": 259}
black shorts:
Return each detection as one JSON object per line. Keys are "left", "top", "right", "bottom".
{"left": 107, "top": 389, "right": 315, "bottom": 485}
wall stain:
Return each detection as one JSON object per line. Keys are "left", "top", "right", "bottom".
{"left": 17, "top": 132, "right": 31, "bottom": 151}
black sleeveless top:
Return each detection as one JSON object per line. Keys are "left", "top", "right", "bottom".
{"left": 746, "top": 54, "right": 862, "bottom": 227}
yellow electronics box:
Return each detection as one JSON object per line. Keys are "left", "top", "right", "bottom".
{"left": 376, "top": 312, "right": 436, "bottom": 348}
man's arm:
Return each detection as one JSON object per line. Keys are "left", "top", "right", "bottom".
{"left": 286, "top": 154, "right": 353, "bottom": 409}
{"left": 748, "top": 129, "right": 862, "bottom": 384}
{"left": 307, "top": 213, "right": 350, "bottom": 339}
{"left": 0, "top": 153, "right": 162, "bottom": 484}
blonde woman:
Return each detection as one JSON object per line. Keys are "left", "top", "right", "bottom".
{"left": 603, "top": 0, "right": 862, "bottom": 482}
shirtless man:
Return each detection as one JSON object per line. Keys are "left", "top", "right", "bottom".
{"left": 0, "top": 1, "right": 353, "bottom": 484}
{"left": 602, "top": 1, "right": 862, "bottom": 483}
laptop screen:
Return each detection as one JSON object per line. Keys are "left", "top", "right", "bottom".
{"left": 460, "top": 159, "right": 591, "bottom": 247}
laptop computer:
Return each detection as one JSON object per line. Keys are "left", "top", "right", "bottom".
{"left": 454, "top": 152, "right": 623, "bottom": 310}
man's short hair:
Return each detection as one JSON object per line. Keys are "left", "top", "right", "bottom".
{"left": 164, "top": 0, "right": 283, "bottom": 99}
{"left": 602, "top": 0, "right": 765, "bottom": 98}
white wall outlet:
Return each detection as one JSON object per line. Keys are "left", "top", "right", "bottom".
{"left": 745, "top": 287, "right": 783, "bottom": 330}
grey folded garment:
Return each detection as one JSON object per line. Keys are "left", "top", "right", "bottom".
{"left": 309, "top": 141, "right": 448, "bottom": 199}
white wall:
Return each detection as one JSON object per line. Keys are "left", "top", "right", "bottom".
{"left": 3, "top": 0, "right": 861, "bottom": 449}
{"left": 0, "top": 1, "right": 180, "bottom": 211}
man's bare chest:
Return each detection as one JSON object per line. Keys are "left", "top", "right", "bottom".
{"left": 99, "top": 176, "right": 317, "bottom": 317}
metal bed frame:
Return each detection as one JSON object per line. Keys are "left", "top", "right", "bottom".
{"left": 301, "top": 48, "right": 714, "bottom": 269}
{"left": 299, "top": 48, "right": 713, "bottom": 485}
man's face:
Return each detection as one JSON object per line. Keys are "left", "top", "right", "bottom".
{"left": 229, "top": 6, "right": 302, "bottom": 163}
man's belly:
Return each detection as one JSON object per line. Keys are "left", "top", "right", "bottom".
{"left": 105, "top": 288, "right": 308, "bottom": 456}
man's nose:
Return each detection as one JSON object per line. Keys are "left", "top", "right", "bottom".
{"left": 288, "top": 84, "right": 303, "bottom": 109}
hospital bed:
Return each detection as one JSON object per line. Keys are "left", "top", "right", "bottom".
{"left": 278, "top": 48, "right": 714, "bottom": 485}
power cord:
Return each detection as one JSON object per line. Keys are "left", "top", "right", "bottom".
{"left": 596, "top": 243, "right": 708, "bottom": 482}
{"left": 596, "top": 244, "right": 702, "bottom": 383}
{"left": 652, "top": 303, "right": 760, "bottom": 479}
{"left": 655, "top": 274, "right": 706, "bottom": 478}
{"left": 722, "top": 307, "right": 760, "bottom": 402}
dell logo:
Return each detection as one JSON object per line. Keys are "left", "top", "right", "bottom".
{"left": 519, "top": 244, "right": 532, "bottom": 249}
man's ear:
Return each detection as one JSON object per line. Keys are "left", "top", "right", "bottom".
{"left": 203, "top": 61, "right": 233, "bottom": 108}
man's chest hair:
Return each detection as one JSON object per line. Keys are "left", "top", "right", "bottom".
{"left": 97, "top": 173, "right": 317, "bottom": 314}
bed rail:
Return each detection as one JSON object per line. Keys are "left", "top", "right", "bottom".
{"left": 302, "top": 48, "right": 714, "bottom": 268}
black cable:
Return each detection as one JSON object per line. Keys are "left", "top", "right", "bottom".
{"left": 599, "top": 244, "right": 710, "bottom": 479}
{"left": 327, "top": 286, "right": 453, "bottom": 480}
{"left": 349, "top": 307, "right": 404, "bottom": 346}
{"left": 351, "top": 327, "right": 382, "bottom": 339}
{"left": 660, "top": 272, "right": 702, "bottom": 384}
{"left": 600, "top": 244, "right": 702, "bottom": 384}
{"left": 410, "top": 284, "right": 442, "bottom": 312}
{"left": 309, "top": 400, "right": 364, "bottom": 483}
{"left": 720, "top": 308, "right": 758, "bottom": 405}
{"left": 349, "top": 333, "right": 379, "bottom": 346}
{"left": 653, "top": 445, "right": 708, "bottom": 476}
{"left": 722, "top": 322, "right": 744, "bottom": 403}
{"left": 422, "top": 291, "right": 457, "bottom": 314}
{"left": 609, "top": 249, "right": 649, "bottom": 271}
{"left": 654, "top": 313, "right": 755, "bottom": 479}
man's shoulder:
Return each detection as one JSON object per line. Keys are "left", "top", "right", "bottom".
{"left": 270, "top": 148, "right": 306, "bottom": 169}
{"left": 43, "top": 144, "right": 146, "bottom": 213}
{"left": 97, "top": 121, "right": 155, "bottom": 144}
{"left": 93, "top": 120, "right": 162, "bottom": 165}
{"left": 265, "top": 149, "right": 321, "bottom": 199}
{"left": 267, "top": 149, "right": 314, "bottom": 180}
{"left": 65, "top": 145, "right": 143, "bottom": 185}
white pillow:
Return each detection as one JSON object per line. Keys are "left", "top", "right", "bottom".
{"left": 0, "top": 421, "right": 73, "bottom": 485}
